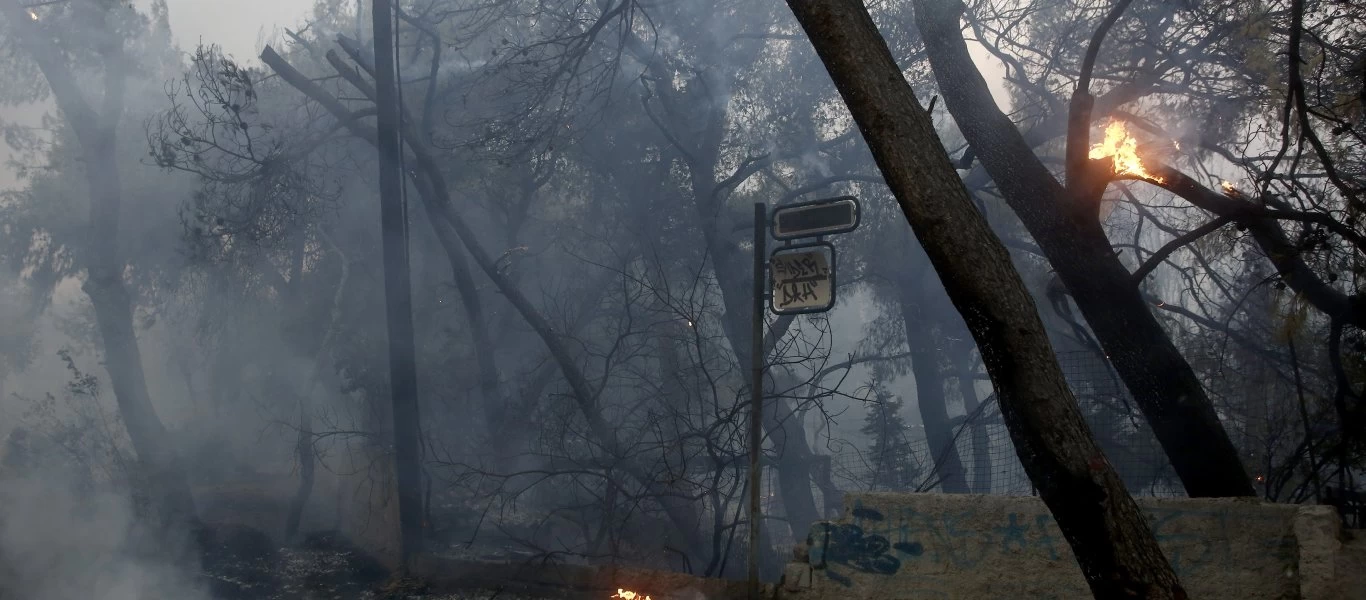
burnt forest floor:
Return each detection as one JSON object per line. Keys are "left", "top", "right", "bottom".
{"left": 198, "top": 528, "right": 562, "bottom": 600}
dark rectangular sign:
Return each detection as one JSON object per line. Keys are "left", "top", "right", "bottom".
{"left": 771, "top": 196, "right": 860, "bottom": 240}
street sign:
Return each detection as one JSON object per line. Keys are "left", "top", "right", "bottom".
{"left": 771, "top": 196, "right": 860, "bottom": 240}
{"left": 770, "top": 243, "right": 836, "bottom": 314}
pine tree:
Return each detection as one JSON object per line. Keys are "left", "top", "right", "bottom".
{"left": 861, "top": 392, "right": 920, "bottom": 491}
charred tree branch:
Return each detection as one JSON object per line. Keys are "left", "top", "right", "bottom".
{"left": 1130, "top": 216, "right": 1234, "bottom": 285}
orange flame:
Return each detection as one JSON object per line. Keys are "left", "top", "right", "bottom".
{"left": 1088, "top": 121, "right": 1164, "bottom": 183}
{"left": 1220, "top": 180, "right": 1243, "bottom": 199}
{"left": 613, "top": 590, "right": 651, "bottom": 600}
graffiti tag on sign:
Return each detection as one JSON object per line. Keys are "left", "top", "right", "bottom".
{"left": 770, "top": 248, "right": 833, "bottom": 313}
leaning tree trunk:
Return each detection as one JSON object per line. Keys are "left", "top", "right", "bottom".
{"left": 2, "top": 0, "right": 198, "bottom": 535}
{"left": 284, "top": 396, "right": 315, "bottom": 543}
{"left": 284, "top": 231, "right": 349, "bottom": 543}
{"left": 783, "top": 0, "right": 1187, "bottom": 597}
{"left": 913, "top": 0, "right": 1253, "bottom": 498}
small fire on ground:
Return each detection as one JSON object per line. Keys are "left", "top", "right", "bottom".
{"left": 614, "top": 589, "right": 652, "bottom": 600}
{"left": 1088, "top": 121, "right": 1164, "bottom": 183}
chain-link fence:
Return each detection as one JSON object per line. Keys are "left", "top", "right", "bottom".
{"left": 751, "top": 347, "right": 1358, "bottom": 559}
{"left": 830, "top": 350, "right": 1184, "bottom": 497}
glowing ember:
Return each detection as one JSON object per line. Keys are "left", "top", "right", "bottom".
{"left": 1220, "top": 180, "right": 1244, "bottom": 199}
{"left": 1088, "top": 121, "right": 1164, "bottom": 183}
{"left": 613, "top": 590, "right": 651, "bottom": 600}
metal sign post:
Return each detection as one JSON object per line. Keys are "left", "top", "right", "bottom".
{"left": 748, "top": 196, "right": 860, "bottom": 599}
{"left": 748, "top": 202, "right": 765, "bottom": 600}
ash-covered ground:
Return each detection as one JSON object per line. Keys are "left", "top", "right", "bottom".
{"left": 197, "top": 527, "right": 556, "bottom": 600}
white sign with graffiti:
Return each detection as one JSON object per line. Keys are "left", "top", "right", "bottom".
{"left": 770, "top": 247, "right": 833, "bottom": 314}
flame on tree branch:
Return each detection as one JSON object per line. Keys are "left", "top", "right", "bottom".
{"left": 1089, "top": 121, "right": 1164, "bottom": 183}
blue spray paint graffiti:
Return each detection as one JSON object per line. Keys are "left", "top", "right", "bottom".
{"left": 807, "top": 501, "right": 929, "bottom": 585}
{"left": 808, "top": 522, "right": 902, "bottom": 586}
{"left": 807, "top": 499, "right": 1298, "bottom": 587}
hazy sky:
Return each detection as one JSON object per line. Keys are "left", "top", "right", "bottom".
{"left": 160, "top": 0, "right": 318, "bottom": 61}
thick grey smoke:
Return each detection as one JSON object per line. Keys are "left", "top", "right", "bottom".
{"left": 0, "top": 471, "right": 206, "bottom": 600}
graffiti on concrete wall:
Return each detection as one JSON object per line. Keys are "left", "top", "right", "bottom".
{"left": 807, "top": 507, "right": 925, "bottom": 586}
{"left": 1143, "top": 506, "right": 1295, "bottom": 578}
{"left": 807, "top": 499, "right": 1297, "bottom": 586}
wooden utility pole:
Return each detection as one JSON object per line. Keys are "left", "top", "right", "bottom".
{"left": 371, "top": 0, "right": 425, "bottom": 567}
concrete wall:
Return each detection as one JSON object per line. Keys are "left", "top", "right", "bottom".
{"left": 779, "top": 492, "right": 1364, "bottom": 600}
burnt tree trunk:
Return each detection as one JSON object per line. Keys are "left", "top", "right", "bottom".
{"left": 913, "top": 0, "right": 1253, "bottom": 498}
{"left": 782, "top": 1, "right": 1188, "bottom": 597}
{"left": 2, "top": 0, "right": 198, "bottom": 535}
{"left": 285, "top": 231, "right": 348, "bottom": 543}
{"left": 284, "top": 397, "right": 315, "bottom": 543}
